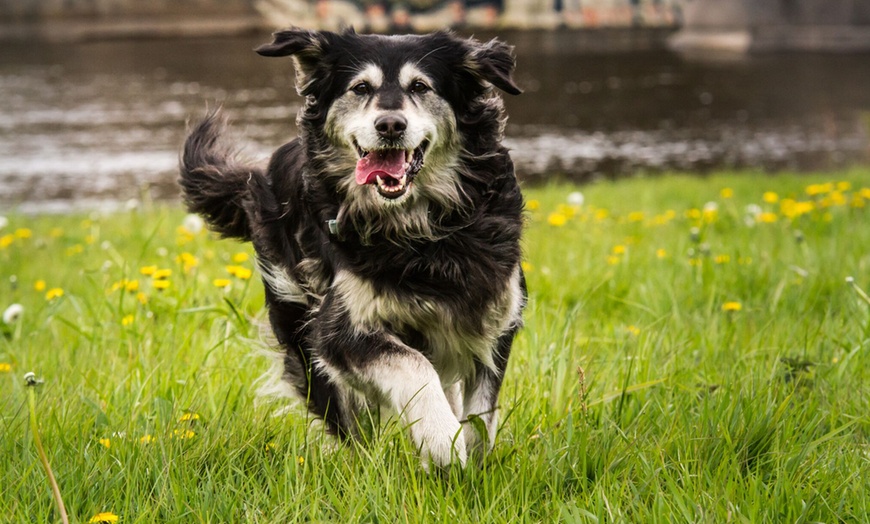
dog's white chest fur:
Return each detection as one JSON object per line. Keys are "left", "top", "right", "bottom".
{"left": 333, "top": 268, "right": 523, "bottom": 384}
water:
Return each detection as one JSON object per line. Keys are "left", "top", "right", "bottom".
{"left": 1, "top": 30, "right": 868, "bottom": 213}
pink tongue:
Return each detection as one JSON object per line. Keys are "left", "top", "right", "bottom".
{"left": 355, "top": 149, "right": 406, "bottom": 185}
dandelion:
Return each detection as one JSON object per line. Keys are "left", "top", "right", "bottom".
{"left": 14, "top": 228, "right": 32, "bottom": 239}
{"left": 0, "top": 216, "right": 7, "bottom": 230}
{"left": 84, "top": 234, "right": 96, "bottom": 245}
{"left": 121, "top": 315, "right": 134, "bottom": 326}
{"left": 0, "top": 363, "right": 11, "bottom": 373}
{"left": 837, "top": 181, "right": 852, "bottom": 192}
{"left": 720, "top": 188, "right": 733, "bottom": 199}
{"left": 0, "top": 234, "right": 14, "bottom": 249}
{"left": 178, "top": 412, "right": 200, "bottom": 422}
{"left": 567, "top": 191, "right": 585, "bottom": 207}
{"left": 88, "top": 512, "right": 119, "bottom": 523}
{"left": 182, "top": 214, "right": 205, "bottom": 235}
{"left": 136, "top": 292, "right": 148, "bottom": 305}
{"left": 213, "top": 278, "right": 232, "bottom": 289}
{"left": 139, "top": 435, "right": 154, "bottom": 445}
{"left": 805, "top": 182, "right": 833, "bottom": 196}
{"left": 177, "top": 252, "right": 199, "bottom": 272}
{"left": 172, "top": 429, "right": 195, "bottom": 439}
{"left": 547, "top": 212, "right": 568, "bottom": 227}
{"left": 606, "top": 255, "right": 621, "bottom": 266}
{"left": 762, "top": 191, "right": 779, "bottom": 204}
{"left": 526, "top": 199, "right": 540, "bottom": 211}
{"left": 152, "top": 268, "right": 172, "bottom": 280}
{"left": 98, "top": 438, "right": 111, "bottom": 449}
{"left": 265, "top": 441, "right": 277, "bottom": 452}
{"left": 232, "top": 252, "right": 250, "bottom": 263}
{"left": 152, "top": 280, "right": 171, "bottom": 291}
{"left": 656, "top": 248, "right": 667, "bottom": 259}
{"left": 225, "top": 265, "right": 253, "bottom": 280}
{"left": 612, "top": 245, "right": 626, "bottom": 255}
{"left": 4, "top": 303, "right": 24, "bottom": 324}
{"left": 65, "top": 244, "right": 84, "bottom": 256}
{"left": 45, "top": 288, "right": 64, "bottom": 301}
{"left": 139, "top": 265, "right": 157, "bottom": 276}
{"left": 627, "top": 211, "right": 644, "bottom": 223}
{"left": 714, "top": 255, "right": 731, "bottom": 264}
{"left": 745, "top": 204, "right": 762, "bottom": 216}
{"left": 722, "top": 301, "right": 742, "bottom": 312}
{"left": 521, "top": 261, "right": 534, "bottom": 273}
{"left": 759, "top": 212, "right": 777, "bottom": 223}
{"left": 626, "top": 325, "right": 640, "bottom": 336}
{"left": 49, "top": 227, "right": 64, "bottom": 238}
{"left": 34, "top": 280, "right": 46, "bottom": 292}
{"left": 297, "top": 456, "right": 305, "bottom": 466}
{"left": 594, "top": 209, "right": 609, "bottom": 221}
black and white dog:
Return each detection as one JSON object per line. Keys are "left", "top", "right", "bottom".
{"left": 180, "top": 28, "right": 525, "bottom": 468}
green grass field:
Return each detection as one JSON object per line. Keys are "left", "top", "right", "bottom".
{"left": 2, "top": 170, "right": 870, "bottom": 523}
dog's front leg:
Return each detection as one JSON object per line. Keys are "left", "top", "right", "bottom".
{"left": 316, "top": 322, "right": 466, "bottom": 468}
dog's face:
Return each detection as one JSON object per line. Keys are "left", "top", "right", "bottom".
{"left": 257, "top": 29, "right": 520, "bottom": 235}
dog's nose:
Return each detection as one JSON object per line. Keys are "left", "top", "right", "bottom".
{"left": 375, "top": 114, "right": 407, "bottom": 140}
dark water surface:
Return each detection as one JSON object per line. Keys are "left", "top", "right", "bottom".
{"left": 1, "top": 30, "right": 869, "bottom": 213}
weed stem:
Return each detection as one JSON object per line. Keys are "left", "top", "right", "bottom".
{"left": 25, "top": 373, "right": 69, "bottom": 524}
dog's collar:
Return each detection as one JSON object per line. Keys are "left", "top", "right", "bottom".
{"left": 326, "top": 219, "right": 340, "bottom": 237}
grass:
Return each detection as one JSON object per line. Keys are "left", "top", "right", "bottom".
{"left": 2, "top": 169, "right": 870, "bottom": 523}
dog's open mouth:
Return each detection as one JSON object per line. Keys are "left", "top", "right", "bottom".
{"left": 354, "top": 142, "right": 427, "bottom": 199}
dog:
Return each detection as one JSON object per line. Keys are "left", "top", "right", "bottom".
{"left": 180, "top": 28, "right": 525, "bottom": 468}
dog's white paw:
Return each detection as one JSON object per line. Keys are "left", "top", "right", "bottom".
{"left": 415, "top": 417, "right": 467, "bottom": 470}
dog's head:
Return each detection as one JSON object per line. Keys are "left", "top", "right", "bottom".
{"left": 257, "top": 29, "right": 520, "bottom": 239}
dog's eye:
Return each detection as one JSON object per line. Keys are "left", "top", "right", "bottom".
{"left": 409, "top": 81, "right": 430, "bottom": 94}
{"left": 351, "top": 82, "right": 371, "bottom": 96}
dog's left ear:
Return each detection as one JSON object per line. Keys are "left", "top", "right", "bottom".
{"left": 465, "top": 38, "right": 522, "bottom": 96}
{"left": 256, "top": 28, "right": 328, "bottom": 93}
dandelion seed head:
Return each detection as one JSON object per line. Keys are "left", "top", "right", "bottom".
{"left": 567, "top": 191, "right": 584, "bottom": 207}
{"left": 0, "top": 216, "right": 7, "bottom": 230}
{"left": 3, "top": 303, "right": 24, "bottom": 326}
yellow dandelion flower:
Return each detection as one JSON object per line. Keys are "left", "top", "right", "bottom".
{"left": 125, "top": 280, "right": 139, "bottom": 292}
{"left": 88, "top": 512, "right": 119, "bottom": 524}
{"left": 45, "top": 288, "right": 64, "bottom": 301}
{"left": 720, "top": 188, "right": 733, "bottom": 199}
{"left": 14, "top": 228, "right": 32, "bottom": 239}
{"left": 140, "top": 435, "right": 154, "bottom": 444}
{"left": 759, "top": 212, "right": 777, "bottom": 223}
{"left": 49, "top": 227, "right": 64, "bottom": 238}
{"left": 521, "top": 261, "right": 534, "bottom": 273}
{"left": 152, "top": 280, "right": 171, "bottom": 290}
{"left": 172, "top": 429, "right": 195, "bottom": 439}
{"left": 136, "top": 292, "right": 148, "bottom": 305}
{"left": 612, "top": 245, "right": 626, "bottom": 255}
{"left": 139, "top": 265, "right": 157, "bottom": 276}
{"left": 526, "top": 199, "right": 540, "bottom": 211}
{"left": 805, "top": 182, "right": 833, "bottom": 196}
{"left": 0, "top": 363, "right": 11, "bottom": 373}
{"left": 851, "top": 195, "right": 866, "bottom": 208}
{"left": 179, "top": 412, "right": 200, "bottom": 422}
{"left": 84, "top": 234, "right": 96, "bottom": 245}
{"left": 232, "top": 252, "right": 250, "bottom": 263}
{"left": 762, "top": 191, "right": 779, "bottom": 204}
{"left": 688, "top": 258, "right": 702, "bottom": 267}
{"left": 722, "top": 301, "right": 742, "bottom": 312}
{"left": 547, "top": 212, "right": 568, "bottom": 227}
{"left": 606, "top": 255, "right": 621, "bottom": 266}
{"left": 714, "top": 254, "right": 731, "bottom": 264}
{"left": 836, "top": 181, "right": 851, "bottom": 192}
{"left": 656, "top": 248, "right": 667, "bottom": 259}
{"left": 213, "top": 278, "right": 232, "bottom": 288}
{"left": 626, "top": 325, "right": 640, "bottom": 336}
{"left": 152, "top": 268, "right": 172, "bottom": 280}
{"left": 34, "top": 280, "right": 46, "bottom": 292}
{"left": 265, "top": 441, "right": 277, "bottom": 452}
{"left": 121, "top": 315, "right": 134, "bottom": 326}
{"left": 861, "top": 188, "right": 870, "bottom": 199}
{"left": 594, "top": 209, "right": 609, "bottom": 221}
{"left": 627, "top": 211, "right": 644, "bottom": 222}
{"left": 99, "top": 438, "right": 111, "bottom": 449}
{"left": 297, "top": 456, "right": 305, "bottom": 465}
{"left": 0, "top": 234, "right": 13, "bottom": 249}
{"left": 66, "top": 244, "right": 84, "bottom": 256}
{"left": 177, "top": 252, "right": 199, "bottom": 272}
{"left": 226, "top": 265, "right": 253, "bottom": 280}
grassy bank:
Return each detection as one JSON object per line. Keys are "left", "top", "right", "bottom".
{"left": 2, "top": 170, "right": 870, "bottom": 523}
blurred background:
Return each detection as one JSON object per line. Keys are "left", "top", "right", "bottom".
{"left": 1, "top": 0, "right": 869, "bottom": 212}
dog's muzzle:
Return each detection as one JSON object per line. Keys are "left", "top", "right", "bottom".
{"left": 354, "top": 141, "right": 428, "bottom": 199}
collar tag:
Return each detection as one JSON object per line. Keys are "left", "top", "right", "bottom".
{"left": 327, "top": 219, "right": 339, "bottom": 236}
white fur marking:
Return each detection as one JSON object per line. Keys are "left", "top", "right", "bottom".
{"left": 259, "top": 261, "right": 306, "bottom": 305}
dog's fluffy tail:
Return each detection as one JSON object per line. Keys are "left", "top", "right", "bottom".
{"left": 180, "top": 110, "right": 260, "bottom": 241}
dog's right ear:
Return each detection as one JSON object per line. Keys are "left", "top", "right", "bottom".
{"left": 256, "top": 28, "right": 326, "bottom": 93}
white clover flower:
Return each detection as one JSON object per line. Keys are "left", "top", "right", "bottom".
{"left": 182, "top": 214, "right": 204, "bottom": 235}
{"left": 3, "top": 303, "right": 24, "bottom": 325}
{"left": 567, "top": 191, "right": 585, "bottom": 207}
{"left": 0, "top": 216, "right": 7, "bottom": 231}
